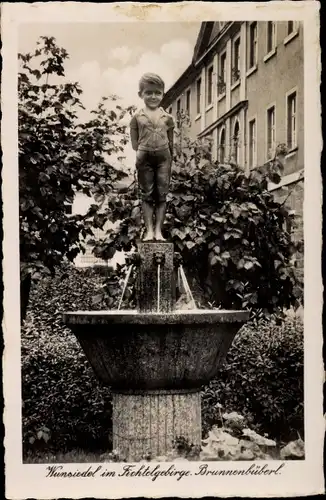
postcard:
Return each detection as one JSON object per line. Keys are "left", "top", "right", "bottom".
{"left": 2, "top": 1, "right": 323, "bottom": 498}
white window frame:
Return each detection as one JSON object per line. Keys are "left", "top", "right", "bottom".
{"left": 232, "top": 119, "right": 240, "bottom": 165}
{"left": 284, "top": 21, "right": 300, "bottom": 45}
{"left": 218, "top": 126, "right": 226, "bottom": 163}
{"left": 286, "top": 87, "right": 298, "bottom": 152}
{"left": 248, "top": 21, "right": 258, "bottom": 71}
{"left": 266, "top": 103, "right": 276, "bottom": 160}
{"left": 264, "top": 21, "right": 277, "bottom": 62}
{"left": 206, "top": 64, "right": 214, "bottom": 108}
{"left": 218, "top": 51, "right": 227, "bottom": 97}
{"left": 248, "top": 116, "right": 257, "bottom": 169}
{"left": 185, "top": 87, "right": 191, "bottom": 118}
{"left": 268, "top": 170, "right": 303, "bottom": 192}
{"left": 231, "top": 35, "right": 241, "bottom": 86}
{"left": 176, "top": 98, "right": 182, "bottom": 128}
{"left": 266, "top": 21, "right": 276, "bottom": 53}
{"left": 287, "top": 20, "right": 299, "bottom": 36}
{"left": 196, "top": 77, "right": 202, "bottom": 116}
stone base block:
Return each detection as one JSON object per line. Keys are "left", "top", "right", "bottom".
{"left": 112, "top": 390, "right": 201, "bottom": 461}
{"left": 137, "top": 242, "right": 175, "bottom": 313}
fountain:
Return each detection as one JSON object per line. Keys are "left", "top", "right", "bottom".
{"left": 63, "top": 241, "right": 249, "bottom": 461}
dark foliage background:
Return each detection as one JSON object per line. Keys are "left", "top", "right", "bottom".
{"left": 18, "top": 36, "right": 135, "bottom": 321}
{"left": 201, "top": 312, "right": 304, "bottom": 443}
{"left": 21, "top": 264, "right": 113, "bottom": 454}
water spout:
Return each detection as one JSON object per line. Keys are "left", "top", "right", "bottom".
{"left": 178, "top": 265, "right": 197, "bottom": 309}
{"left": 118, "top": 265, "right": 133, "bottom": 310}
{"left": 157, "top": 264, "right": 161, "bottom": 312}
{"left": 153, "top": 252, "right": 165, "bottom": 313}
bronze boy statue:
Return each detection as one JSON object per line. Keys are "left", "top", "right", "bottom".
{"left": 130, "top": 73, "right": 175, "bottom": 241}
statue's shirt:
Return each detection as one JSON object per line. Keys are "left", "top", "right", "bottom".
{"left": 130, "top": 108, "right": 175, "bottom": 152}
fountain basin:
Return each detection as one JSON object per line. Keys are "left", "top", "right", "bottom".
{"left": 63, "top": 309, "right": 249, "bottom": 391}
{"left": 63, "top": 242, "right": 250, "bottom": 460}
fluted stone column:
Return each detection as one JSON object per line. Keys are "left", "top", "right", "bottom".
{"left": 112, "top": 390, "right": 201, "bottom": 461}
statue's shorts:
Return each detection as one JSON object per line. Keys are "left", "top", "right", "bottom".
{"left": 136, "top": 148, "right": 172, "bottom": 203}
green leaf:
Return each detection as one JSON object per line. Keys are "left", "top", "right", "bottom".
{"left": 174, "top": 228, "right": 187, "bottom": 240}
{"left": 92, "top": 293, "right": 104, "bottom": 305}
{"left": 185, "top": 240, "right": 196, "bottom": 250}
{"left": 211, "top": 213, "right": 226, "bottom": 223}
{"left": 210, "top": 255, "right": 219, "bottom": 267}
{"left": 237, "top": 259, "right": 244, "bottom": 269}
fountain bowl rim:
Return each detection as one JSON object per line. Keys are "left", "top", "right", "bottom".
{"left": 63, "top": 309, "right": 250, "bottom": 325}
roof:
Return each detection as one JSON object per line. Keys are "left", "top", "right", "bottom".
{"left": 161, "top": 21, "right": 233, "bottom": 108}
{"left": 192, "top": 22, "right": 215, "bottom": 64}
{"left": 161, "top": 63, "right": 198, "bottom": 108}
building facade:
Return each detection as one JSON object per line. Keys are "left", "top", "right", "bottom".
{"left": 162, "top": 21, "right": 304, "bottom": 278}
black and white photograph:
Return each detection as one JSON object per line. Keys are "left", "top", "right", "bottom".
{"left": 2, "top": 2, "right": 323, "bottom": 499}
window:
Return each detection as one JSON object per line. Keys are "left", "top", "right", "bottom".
{"left": 249, "top": 22, "right": 258, "bottom": 69}
{"left": 232, "top": 37, "right": 241, "bottom": 83}
{"left": 248, "top": 118, "right": 257, "bottom": 168}
{"left": 287, "top": 21, "right": 298, "bottom": 36}
{"left": 266, "top": 21, "right": 276, "bottom": 53}
{"left": 287, "top": 21, "right": 294, "bottom": 35}
{"left": 287, "top": 91, "right": 297, "bottom": 150}
{"left": 267, "top": 105, "right": 276, "bottom": 158}
{"left": 206, "top": 66, "right": 214, "bottom": 105}
{"left": 285, "top": 21, "right": 299, "bottom": 44}
{"left": 186, "top": 89, "right": 191, "bottom": 116}
{"left": 219, "top": 128, "right": 226, "bottom": 163}
{"left": 176, "top": 98, "right": 181, "bottom": 128}
{"left": 64, "top": 202, "right": 72, "bottom": 215}
{"left": 196, "top": 78, "right": 202, "bottom": 114}
{"left": 233, "top": 121, "right": 240, "bottom": 165}
{"left": 218, "top": 52, "right": 226, "bottom": 95}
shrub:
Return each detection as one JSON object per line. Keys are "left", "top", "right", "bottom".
{"left": 201, "top": 311, "right": 304, "bottom": 443}
{"left": 97, "top": 138, "right": 302, "bottom": 313}
{"left": 22, "top": 263, "right": 116, "bottom": 456}
{"left": 19, "top": 37, "right": 134, "bottom": 321}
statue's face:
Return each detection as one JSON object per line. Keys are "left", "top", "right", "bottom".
{"left": 139, "top": 84, "right": 164, "bottom": 109}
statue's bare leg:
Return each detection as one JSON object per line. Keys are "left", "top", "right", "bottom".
{"left": 142, "top": 201, "right": 155, "bottom": 241}
{"left": 154, "top": 201, "right": 166, "bottom": 241}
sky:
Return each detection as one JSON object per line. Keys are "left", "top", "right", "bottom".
{"left": 19, "top": 22, "right": 200, "bottom": 110}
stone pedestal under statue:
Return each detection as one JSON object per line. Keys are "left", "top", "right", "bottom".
{"left": 136, "top": 242, "right": 175, "bottom": 313}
